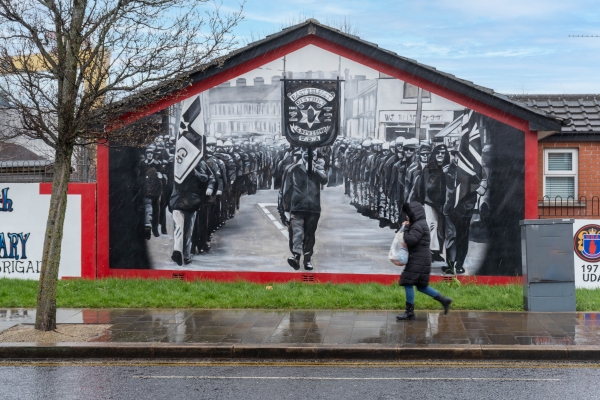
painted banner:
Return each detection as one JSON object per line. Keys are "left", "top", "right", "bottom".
{"left": 573, "top": 219, "right": 600, "bottom": 288}
{"left": 282, "top": 79, "right": 340, "bottom": 147}
{"left": 174, "top": 96, "right": 205, "bottom": 184}
{"left": 0, "top": 183, "right": 81, "bottom": 279}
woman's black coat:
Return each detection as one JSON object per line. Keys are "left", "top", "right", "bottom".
{"left": 399, "top": 201, "right": 431, "bottom": 287}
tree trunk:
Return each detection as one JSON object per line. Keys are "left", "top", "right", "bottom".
{"left": 35, "top": 143, "right": 74, "bottom": 331}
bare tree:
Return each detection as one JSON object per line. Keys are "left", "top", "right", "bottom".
{"left": 324, "top": 17, "right": 360, "bottom": 37}
{"left": 242, "top": 16, "right": 360, "bottom": 46}
{"left": 280, "top": 16, "right": 360, "bottom": 36}
{"left": 0, "top": 0, "right": 244, "bottom": 331}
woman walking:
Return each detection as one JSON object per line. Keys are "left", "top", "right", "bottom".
{"left": 397, "top": 201, "right": 453, "bottom": 321}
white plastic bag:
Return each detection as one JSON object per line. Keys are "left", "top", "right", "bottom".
{"left": 388, "top": 226, "right": 409, "bottom": 267}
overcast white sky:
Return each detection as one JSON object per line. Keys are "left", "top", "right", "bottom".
{"left": 220, "top": 0, "right": 600, "bottom": 94}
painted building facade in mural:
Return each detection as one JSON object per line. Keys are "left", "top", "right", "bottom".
{"left": 109, "top": 46, "right": 524, "bottom": 277}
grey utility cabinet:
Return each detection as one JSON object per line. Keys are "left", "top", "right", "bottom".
{"left": 520, "top": 219, "right": 575, "bottom": 312}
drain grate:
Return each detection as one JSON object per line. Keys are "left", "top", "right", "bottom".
{"left": 172, "top": 273, "right": 185, "bottom": 280}
{"left": 302, "top": 274, "right": 315, "bottom": 282}
{"left": 442, "top": 275, "right": 454, "bottom": 282}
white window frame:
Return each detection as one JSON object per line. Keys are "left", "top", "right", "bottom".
{"left": 543, "top": 148, "right": 578, "bottom": 200}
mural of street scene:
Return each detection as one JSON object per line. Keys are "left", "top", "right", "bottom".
{"left": 109, "top": 46, "right": 524, "bottom": 276}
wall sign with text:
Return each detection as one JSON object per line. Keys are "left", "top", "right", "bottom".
{"left": 573, "top": 220, "right": 600, "bottom": 288}
{"left": 0, "top": 184, "right": 81, "bottom": 279}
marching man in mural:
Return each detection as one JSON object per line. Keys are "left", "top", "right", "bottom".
{"left": 169, "top": 96, "right": 215, "bottom": 266}
{"left": 279, "top": 79, "right": 340, "bottom": 270}
{"left": 443, "top": 110, "right": 488, "bottom": 274}
{"left": 142, "top": 144, "right": 164, "bottom": 240}
{"left": 280, "top": 148, "right": 328, "bottom": 270}
{"left": 410, "top": 142, "right": 451, "bottom": 263}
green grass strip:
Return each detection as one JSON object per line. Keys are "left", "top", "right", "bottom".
{"left": 0, "top": 278, "right": 598, "bottom": 311}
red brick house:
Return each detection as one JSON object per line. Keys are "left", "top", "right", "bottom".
{"left": 509, "top": 95, "right": 600, "bottom": 218}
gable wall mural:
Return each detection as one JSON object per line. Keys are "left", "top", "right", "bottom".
{"left": 107, "top": 46, "right": 525, "bottom": 278}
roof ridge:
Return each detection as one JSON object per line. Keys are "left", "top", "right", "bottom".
{"left": 507, "top": 94, "right": 600, "bottom": 99}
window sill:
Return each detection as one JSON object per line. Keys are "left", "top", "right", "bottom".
{"left": 401, "top": 98, "right": 432, "bottom": 104}
{"left": 538, "top": 201, "right": 586, "bottom": 207}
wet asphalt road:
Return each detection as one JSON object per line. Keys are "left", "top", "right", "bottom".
{"left": 0, "top": 360, "right": 598, "bottom": 400}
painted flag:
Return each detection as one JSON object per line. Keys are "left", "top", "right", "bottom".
{"left": 174, "top": 96, "right": 204, "bottom": 184}
{"left": 456, "top": 109, "right": 483, "bottom": 180}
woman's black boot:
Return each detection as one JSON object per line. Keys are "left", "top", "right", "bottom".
{"left": 434, "top": 294, "right": 453, "bottom": 315}
{"left": 396, "top": 302, "right": 415, "bottom": 321}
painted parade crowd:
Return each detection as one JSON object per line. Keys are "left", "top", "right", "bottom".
{"left": 139, "top": 135, "right": 280, "bottom": 265}
{"left": 326, "top": 117, "right": 489, "bottom": 275}
{"left": 139, "top": 109, "right": 488, "bottom": 273}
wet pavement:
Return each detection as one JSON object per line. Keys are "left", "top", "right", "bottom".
{"left": 2, "top": 308, "right": 600, "bottom": 347}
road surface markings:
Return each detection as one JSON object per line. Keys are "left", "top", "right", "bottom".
{"left": 2, "top": 360, "right": 598, "bottom": 369}
{"left": 258, "top": 203, "right": 288, "bottom": 239}
{"left": 132, "top": 375, "right": 559, "bottom": 381}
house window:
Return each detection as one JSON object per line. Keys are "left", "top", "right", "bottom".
{"left": 403, "top": 82, "right": 431, "bottom": 99}
{"left": 544, "top": 149, "right": 578, "bottom": 199}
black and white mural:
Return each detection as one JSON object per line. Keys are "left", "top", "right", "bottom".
{"left": 109, "top": 46, "right": 524, "bottom": 276}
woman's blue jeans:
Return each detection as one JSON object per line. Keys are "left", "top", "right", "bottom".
{"left": 404, "top": 285, "right": 439, "bottom": 304}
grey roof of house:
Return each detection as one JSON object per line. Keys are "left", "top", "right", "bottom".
{"left": 0, "top": 143, "right": 47, "bottom": 161}
{"left": 507, "top": 94, "right": 600, "bottom": 134}
{"left": 0, "top": 160, "right": 53, "bottom": 167}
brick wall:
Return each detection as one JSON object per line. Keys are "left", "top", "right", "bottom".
{"left": 538, "top": 141, "right": 600, "bottom": 219}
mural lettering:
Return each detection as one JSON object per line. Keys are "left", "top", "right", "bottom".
{"left": 0, "top": 232, "right": 30, "bottom": 260}
{"left": 581, "top": 265, "right": 599, "bottom": 282}
{"left": 1, "top": 260, "right": 41, "bottom": 274}
{"left": 0, "top": 189, "right": 30, "bottom": 261}
{"left": 380, "top": 111, "right": 454, "bottom": 124}
{"left": 0, "top": 188, "right": 13, "bottom": 212}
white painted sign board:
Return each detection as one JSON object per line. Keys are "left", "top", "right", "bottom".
{"left": 0, "top": 183, "right": 81, "bottom": 279}
{"left": 573, "top": 219, "right": 600, "bottom": 288}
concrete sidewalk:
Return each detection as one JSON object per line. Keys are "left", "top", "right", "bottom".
{"left": 1, "top": 308, "right": 600, "bottom": 360}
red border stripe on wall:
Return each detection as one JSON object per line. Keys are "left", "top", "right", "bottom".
{"left": 100, "top": 269, "right": 522, "bottom": 286}
{"left": 40, "top": 183, "right": 97, "bottom": 279}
